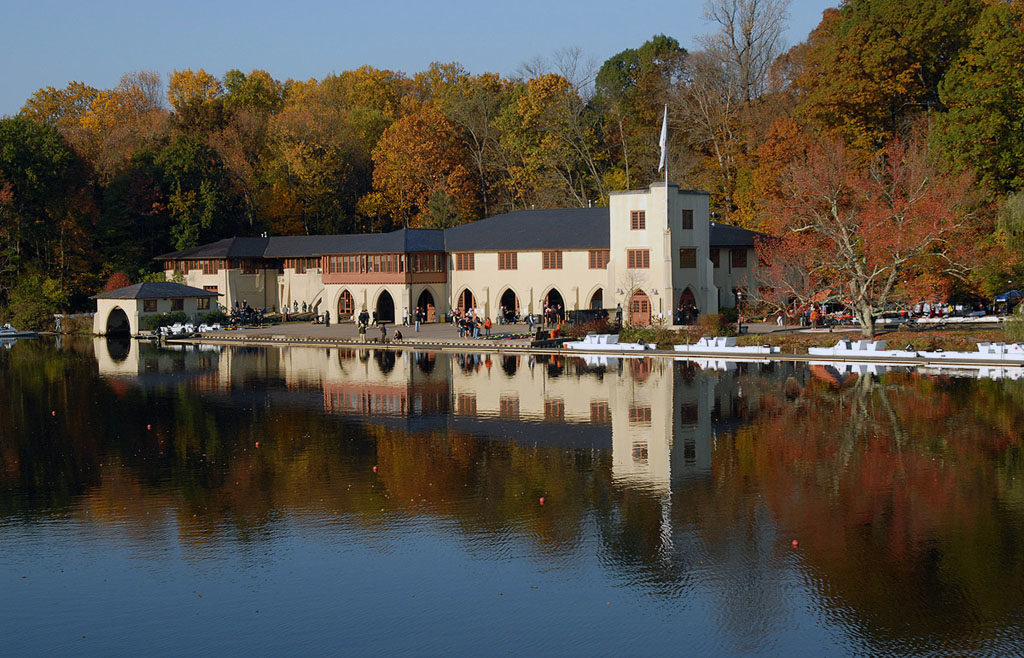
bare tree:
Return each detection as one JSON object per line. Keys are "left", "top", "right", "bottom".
{"left": 517, "top": 46, "right": 599, "bottom": 100}
{"left": 118, "top": 71, "right": 165, "bottom": 111}
{"left": 701, "top": 0, "right": 791, "bottom": 102}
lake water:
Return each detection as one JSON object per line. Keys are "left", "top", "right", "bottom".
{"left": 3, "top": 337, "right": 1024, "bottom": 655}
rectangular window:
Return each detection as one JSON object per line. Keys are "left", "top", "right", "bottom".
{"left": 498, "top": 252, "right": 518, "bottom": 270}
{"left": 455, "top": 252, "right": 475, "bottom": 271}
{"left": 542, "top": 250, "right": 562, "bottom": 270}
{"left": 628, "top": 405, "right": 652, "bottom": 424}
{"left": 731, "top": 248, "right": 748, "bottom": 268}
{"left": 202, "top": 260, "right": 218, "bottom": 275}
{"left": 241, "top": 260, "right": 258, "bottom": 275}
{"left": 630, "top": 210, "right": 646, "bottom": 230}
{"left": 544, "top": 398, "right": 565, "bottom": 421}
{"left": 681, "top": 208, "right": 693, "bottom": 229}
{"left": 499, "top": 396, "right": 520, "bottom": 419}
{"left": 627, "top": 249, "right": 650, "bottom": 269}
{"left": 143, "top": 299, "right": 157, "bottom": 313}
{"left": 170, "top": 298, "right": 184, "bottom": 311}
{"left": 457, "top": 393, "right": 477, "bottom": 415}
{"left": 588, "top": 249, "right": 609, "bottom": 269}
{"left": 590, "top": 401, "right": 611, "bottom": 424}
{"left": 680, "top": 403, "right": 698, "bottom": 424}
{"left": 710, "top": 248, "right": 720, "bottom": 268}
{"left": 679, "top": 247, "right": 697, "bottom": 269}
{"left": 198, "top": 297, "right": 211, "bottom": 310}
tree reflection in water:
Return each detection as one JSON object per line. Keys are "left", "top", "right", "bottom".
{"left": 2, "top": 339, "right": 1024, "bottom": 653}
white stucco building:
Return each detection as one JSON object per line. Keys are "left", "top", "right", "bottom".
{"left": 158, "top": 182, "right": 760, "bottom": 326}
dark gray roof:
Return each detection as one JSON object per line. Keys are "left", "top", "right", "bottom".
{"left": 92, "top": 282, "right": 218, "bottom": 300}
{"left": 263, "top": 228, "right": 445, "bottom": 257}
{"left": 154, "top": 214, "right": 762, "bottom": 260}
{"left": 709, "top": 222, "right": 761, "bottom": 248}
{"left": 444, "top": 208, "right": 610, "bottom": 251}
{"left": 155, "top": 237, "right": 269, "bottom": 260}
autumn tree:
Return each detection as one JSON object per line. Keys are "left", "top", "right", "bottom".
{"left": 932, "top": 1, "right": 1024, "bottom": 195}
{"left": 415, "top": 63, "right": 512, "bottom": 216}
{"left": 495, "top": 74, "right": 605, "bottom": 208}
{"left": 369, "top": 103, "right": 478, "bottom": 228}
{"left": 167, "top": 68, "right": 223, "bottom": 112}
{"left": 795, "top": 0, "right": 984, "bottom": 151}
{"left": 753, "top": 137, "right": 979, "bottom": 336}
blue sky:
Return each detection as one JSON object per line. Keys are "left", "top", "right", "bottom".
{"left": 0, "top": 0, "right": 836, "bottom": 117}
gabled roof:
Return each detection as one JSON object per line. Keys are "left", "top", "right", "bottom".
{"left": 92, "top": 282, "right": 218, "bottom": 300}
{"left": 156, "top": 237, "right": 269, "bottom": 260}
{"left": 709, "top": 222, "right": 762, "bottom": 248}
{"left": 444, "top": 208, "right": 610, "bottom": 251}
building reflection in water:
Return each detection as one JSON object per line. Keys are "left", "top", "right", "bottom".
{"left": 95, "top": 338, "right": 767, "bottom": 498}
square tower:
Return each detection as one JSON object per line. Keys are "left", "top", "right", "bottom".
{"left": 609, "top": 182, "right": 717, "bottom": 325}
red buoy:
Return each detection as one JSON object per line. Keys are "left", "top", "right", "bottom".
{"left": 791, "top": 539, "right": 799, "bottom": 548}
{"left": 51, "top": 411, "right": 56, "bottom": 417}
{"left": 146, "top": 424, "right": 151, "bottom": 430}
{"left": 539, "top": 497, "right": 545, "bottom": 505}
{"left": 255, "top": 441, "right": 260, "bottom": 448}
{"left": 373, "top": 465, "right": 378, "bottom": 473}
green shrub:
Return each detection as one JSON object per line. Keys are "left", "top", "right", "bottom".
{"left": 5, "top": 271, "right": 70, "bottom": 330}
{"left": 61, "top": 315, "right": 93, "bottom": 334}
{"left": 141, "top": 311, "right": 188, "bottom": 331}
{"left": 696, "top": 312, "right": 730, "bottom": 336}
{"left": 719, "top": 307, "right": 738, "bottom": 323}
{"left": 199, "top": 311, "right": 227, "bottom": 324}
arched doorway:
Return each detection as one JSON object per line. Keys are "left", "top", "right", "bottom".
{"left": 629, "top": 290, "right": 651, "bottom": 326}
{"left": 545, "top": 288, "right": 565, "bottom": 324}
{"left": 338, "top": 290, "right": 354, "bottom": 320}
{"left": 677, "top": 288, "right": 697, "bottom": 324}
{"left": 499, "top": 289, "right": 518, "bottom": 323}
{"left": 106, "top": 307, "right": 131, "bottom": 335}
{"left": 376, "top": 290, "right": 395, "bottom": 323}
{"left": 589, "top": 289, "right": 603, "bottom": 310}
{"left": 457, "top": 289, "right": 475, "bottom": 315}
{"left": 416, "top": 289, "right": 436, "bottom": 322}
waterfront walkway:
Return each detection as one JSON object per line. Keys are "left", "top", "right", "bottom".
{"left": 200, "top": 319, "right": 539, "bottom": 348}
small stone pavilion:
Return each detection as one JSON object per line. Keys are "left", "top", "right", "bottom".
{"left": 92, "top": 282, "right": 220, "bottom": 336}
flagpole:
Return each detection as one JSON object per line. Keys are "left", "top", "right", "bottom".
{"left": 664, "top": 106, "right": 668, "bottom": 226}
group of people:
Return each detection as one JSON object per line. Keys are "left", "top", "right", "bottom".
{"left": 231, "top": 300, "right": 265, "bottom": 326}
{"left": 542, "top": 304, "right": 565, "bottom": 327}
{"left": 674, "top": 303, "right": 700, "bottom": 325}
{"left": 400, "top": 306, "right": 427, "bottom": 331}
{"left": 454, "top": 313, "right": 492, "bottom": 339}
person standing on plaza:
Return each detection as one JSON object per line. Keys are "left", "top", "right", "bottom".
{"left": 324, "top": 310, "right": 330, "bottom": 327}
{"left": 402, "top": 306, "right": 409, "bottom": 326}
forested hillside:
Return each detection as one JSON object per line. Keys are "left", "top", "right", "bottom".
{"left": 1, "top": 0, "right": 1022, "bottom": 326}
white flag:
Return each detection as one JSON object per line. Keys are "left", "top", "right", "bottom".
{"left": 658, "top": 106, "right": 668, "bottom": 172}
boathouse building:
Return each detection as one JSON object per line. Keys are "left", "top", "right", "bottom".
{"left": 157, "top": 183, "right": 759, "bottom": 326}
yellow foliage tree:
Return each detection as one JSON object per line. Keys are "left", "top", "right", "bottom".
{"left": 167, "top": 69, "right": 223, "bottom": 112}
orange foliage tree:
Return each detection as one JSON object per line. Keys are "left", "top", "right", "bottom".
{"left": 752, "top": 136, "right": 979, "bottom": 336}
{"left": 370, "top": 103, "right": 478, "bottom": 228}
